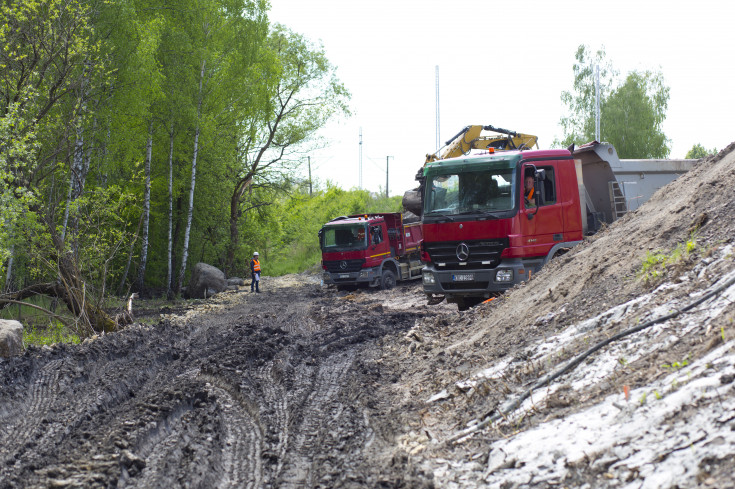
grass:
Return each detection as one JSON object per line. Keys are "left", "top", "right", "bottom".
{"left": 23, "top": 322, "right": 81, "bottom": 347}
{"left": 267, "top": 244, "right": 321, "bottom": 277}
{"left": 638, "top": 234, "right": 699, "bottom": 285}
{"left": 3, "top": 295, "right": 84, "bottom": 347}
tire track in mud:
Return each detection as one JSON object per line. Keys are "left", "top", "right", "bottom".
{"left": 276, "top": 348, "right": 358, "bottom": 487}
{"left": 199, "top": 375, "right": 265, "bottom": 489}
{"left": 0, "top": 358, "right": 62, "bottom": 455}
{"left": 0, "top": 282, "right": 432, "bottom": 488}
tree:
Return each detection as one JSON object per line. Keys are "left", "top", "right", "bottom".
{"left": 557, "top": 45, "right": 670, "bottom": 159}
{"left": 602, "top": 71, "right": 670, "bottom": 158}
{"left": 224, "top": 24, "right": 350, "bottom": 273}
{"left": 175, "top": 0, "right": 270, "bottom": 293}
{"left": 558, "top": 45, "right": 617, "bottom": 149}
{"left": 686, "top": 143, "right": 717, "bottom": 159}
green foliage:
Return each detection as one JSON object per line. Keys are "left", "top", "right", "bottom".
{"left": 661, "top": 357, "right": 690, "bottom": 371}
{"left": 603, "top": 71, "right": 670, "bottom": 158}
{"left": 558, "top": 45, "right": 617, "bottom": 148}
{"left": 685, "top": 143, "right": 717, "bottom": 159}
{"left": 245, "top": 184, "right": 402, "bottom": 277}
{"left": 0, "top": 0, "right": 356, "bottom": 315}
{"left": 23, "top": 323, "right": 81, "bottom": 347}
{"left": 638, "top": 235, "right": 698, "bottom": 284}
{"left": 557, "top": 45, "right": 671, "bottom": 158}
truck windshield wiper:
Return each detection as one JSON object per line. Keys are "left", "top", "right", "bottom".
{"left": 454, "top": 210, "right": 503, "bottom": 219}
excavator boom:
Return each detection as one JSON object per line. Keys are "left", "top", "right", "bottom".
{"left": 426, "top": 125, "right": 538, "bottom": 163}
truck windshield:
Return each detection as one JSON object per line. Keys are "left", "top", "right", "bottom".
{"left": 320, "top": 224, "right": 367, "bottom": 251}
{"left": 425, "top": 168, "right": 516, "bottom": 215}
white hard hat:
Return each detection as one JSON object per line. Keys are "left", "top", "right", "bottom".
{"left": 253, "top": 251, "right": 259, "bottom": 256}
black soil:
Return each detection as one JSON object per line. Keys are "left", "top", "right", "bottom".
{"left": 0, "top": 282, "right": 436, "bottom": 488}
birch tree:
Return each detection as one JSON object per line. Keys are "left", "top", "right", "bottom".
{"left": 225, "top": 24, "right": 350, "bottom": 272}
{"left": 557, "top": 44, "right": 670, "bottom": 158}
{"left": 175, "top": 0, "right": 269, "bottom": 293}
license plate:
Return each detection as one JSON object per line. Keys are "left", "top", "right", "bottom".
{"left": 452, "top": 274, "right": 474, "bottom": 282}
{"left": 339, "top": 273, "right": 350, "bottom": 279}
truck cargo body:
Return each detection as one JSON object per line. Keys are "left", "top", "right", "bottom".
{"left": 320, "top": 213, "right": 423, "bottom": 289}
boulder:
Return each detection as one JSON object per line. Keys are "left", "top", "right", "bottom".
{"left": 188, "top": 263, "right": 227, "bottom": 299}
{"left": 0, "top": 319, "right": 23, "bottom": 358}
{"left": 227, "top": 277, "right": 245, "bottom": 286}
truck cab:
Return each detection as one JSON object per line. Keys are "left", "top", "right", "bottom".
{"left": 420, "top": 149, "right": 583, "bottom": 308}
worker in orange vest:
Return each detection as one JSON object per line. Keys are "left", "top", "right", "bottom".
{"left": 250, "top": 252, "right": 261, "bottom": 293}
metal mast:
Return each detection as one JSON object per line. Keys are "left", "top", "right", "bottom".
{"left": 435, "top": 65, "right": 440, "bottom": 150}
{"left": 595, "top": 64, "right": 601, "bottom": 142}
{"left": 359, "top": 127, "right": 363, "bottom": 188}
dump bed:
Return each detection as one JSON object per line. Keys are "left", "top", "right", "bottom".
{"left": 386, "top": 213, "right": 423, "bottom": 257}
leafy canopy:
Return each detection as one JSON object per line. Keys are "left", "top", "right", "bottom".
{"left": 557, "top": 45, "right": 670, "bottom": 159}
{"left": 685, "top": 143, "right": 717, "bottom": 159}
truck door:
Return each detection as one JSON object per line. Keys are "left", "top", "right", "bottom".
{"left": 367, "top": 223, "right": 391, "bottom": 265}
{"left": 520, "top": 163, "right": 564, "bottom": 257}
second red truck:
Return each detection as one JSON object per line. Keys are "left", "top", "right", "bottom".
{"left": 319, "top": 213, "right": 424, "bottom": 290}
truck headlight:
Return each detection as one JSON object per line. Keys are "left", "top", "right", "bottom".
{"left": 422, "top": 271, "right": 436, "bottom": 285}
{"left": 359, "top": 270, "right": 370, "bottom": 278}
{"left": 496, "top": 270, "right": 513, "bottom": 282}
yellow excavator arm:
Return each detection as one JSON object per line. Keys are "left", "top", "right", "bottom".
{"left": 426, "top": 125, "right": 538, "bottom": 163}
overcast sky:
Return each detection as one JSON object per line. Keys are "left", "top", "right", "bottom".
{"left": 268, "top": 0, "right": 734, "bottom": 197}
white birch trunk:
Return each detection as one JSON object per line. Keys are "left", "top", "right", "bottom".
{"left": 166, "top": 122, "right": 174, "bottom": 297}
{"left": 136, "top": 119, "right": 154, "bottom": 291}
{"left": 177, "top": 58, "right": 206, "bottom": 293}
{"left": 61, "top": 68, "right": 90, "bottom": 246}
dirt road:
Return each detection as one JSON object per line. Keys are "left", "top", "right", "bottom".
{"left": 0, "top": 277, "right": 450, "bottom": 488}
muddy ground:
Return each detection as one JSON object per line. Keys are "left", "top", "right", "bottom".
{"left": 1, "top": 144, "right": 735, "bottom": 489}
{"left": 0, "top": 276, "right": 455, "bottom": 488}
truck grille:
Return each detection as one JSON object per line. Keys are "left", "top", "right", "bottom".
{"left": 424, "top": 238, "right": 508, "bottom": 270}
{"left": 323, "top": 258, "right": 365, "bottom": 273}
{"left": 441, "top": 281, "right": 490, "bottom": 290}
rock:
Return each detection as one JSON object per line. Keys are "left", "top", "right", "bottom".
{"left": 188, "top": 263, "right": 227, "bottom": 299}
{"left": 0, "top": 319, "right": 24, "bottom": 357}
{"left": 225, "top": 285, "right": 239, "bottom": 291}
{"left": 227, "top": 277, "right": 245, "bottom": 286}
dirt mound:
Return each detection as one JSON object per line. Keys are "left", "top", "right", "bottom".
{"left": 377, "top": 143, "right": 735, "bottom": 487}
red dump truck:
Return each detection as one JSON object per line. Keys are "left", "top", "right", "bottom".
{"left": 404, "top": 127, "right": 695, "bottom": 310}
{"left": 319, "top": 213, "right": 424, "bottom": 290}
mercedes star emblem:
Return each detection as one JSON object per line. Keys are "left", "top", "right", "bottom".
{"left": 339, "top": 260, "right": 348, "bottom": 270}
{"left": 456, "top": 242, "right": 470, "bottom": 261}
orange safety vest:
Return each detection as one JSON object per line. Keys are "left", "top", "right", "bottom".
{"left": 252, "top": 259, "right": 261, "bottom": 272}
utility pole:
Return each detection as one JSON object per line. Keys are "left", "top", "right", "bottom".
{"left": 435, "top": 65, "right": 440, "bottom": 150}
{"left": 307, "top": 156, "right": 312, "bottom": 197}
{"left": 386, "top": 156, "right": 393, "bottom": 198}
{"left": 359, "top": 127, "right": 363, "bottom": 188}
{"left": 595, "top": 64, "right": 601, "bottom": 142}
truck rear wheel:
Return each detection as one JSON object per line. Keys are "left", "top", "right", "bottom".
{"left": 380, "top": 270, "right": 396, "bottom": 290}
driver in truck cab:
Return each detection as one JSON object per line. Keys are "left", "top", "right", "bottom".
{"left": 524, "top": 175, "right": 535, "bottom": 207}
{"left": 524, "top": 173, "right": 543, "bottom": 208}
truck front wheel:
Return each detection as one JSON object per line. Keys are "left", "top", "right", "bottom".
{"left": 380, "top": 270, "right": 396, "bottom": 290}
